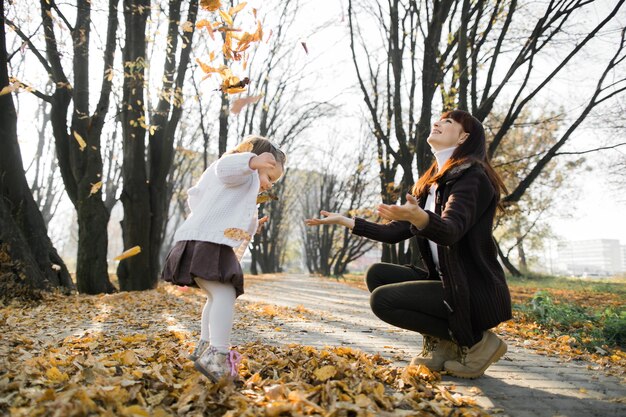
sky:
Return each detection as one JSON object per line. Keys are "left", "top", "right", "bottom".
{"left": 9, "top": 0, "right": 626, "bottom": 252}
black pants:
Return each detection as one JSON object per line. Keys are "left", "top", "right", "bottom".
{"left": 366, "top": 262, "right": 454, "bottom": 341}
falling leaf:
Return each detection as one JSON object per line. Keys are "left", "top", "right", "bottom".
{"left": 73, "top": 131, "right": 87, "bottom": 151}
{"left": 114, "top": 245, "right": 142, "bottom": 261}
{"left": 231, "top": 94, "right": 262, "bottom": 114}
{"left": 0, "top": 81, "right": 19, "bottom": 96}
{"left": 200, "top": 0, "right": 221, "bottom": 12}
{"left": 224, "top": 228, "right": 251, "bottom": 241}
{"left": 301, "top": 41, "right": 309, "bottom": 54}
{"left": 219, "top": 9, "right": 233, "bottom": 26}
{"left": 89, "top": 181, "right": 103, "bottom": 195}
{"left": 229, "top": 2, "right": 247, "bottom": 16}
{"left": 181, "top": 21, "right": 194, "bottom": 32}
{"left": 256, "top": 190, "right": 278, "bottom": 204}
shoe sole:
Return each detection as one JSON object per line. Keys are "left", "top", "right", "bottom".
{"left": 194, "top": 361, "right": 219, "bottom": 383}
{"left": 446, "top": 340, "right": 507, "bottom": 379}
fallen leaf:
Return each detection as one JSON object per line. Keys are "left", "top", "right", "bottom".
{"left": 313, "top": 365, "right": 337, "bottom": 381}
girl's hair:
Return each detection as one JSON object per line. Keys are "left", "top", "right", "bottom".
{"left": 228, "top": 135, "right": 286, "bottom": 168}
{"left": 411, "top": 110, "right": 507, "bottom": 205}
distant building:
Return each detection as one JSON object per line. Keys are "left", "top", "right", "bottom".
{"left": 622, "top": 245, "right": 626, "bottom": 273}
{"left": 557, "top": 239, "right": 623, "bottom": 277}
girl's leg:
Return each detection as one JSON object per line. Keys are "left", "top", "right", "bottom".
{"left": 199, "top": 291, "right": 213, "bottom": 342}
{"left": 194, "top": 278, "right": 236, "bottom": 352}
{"left": 369, "top": 280, "right": 451, "bottom": 340}
{"left": 365, "top": 262, "right": 429, "bottom": 292}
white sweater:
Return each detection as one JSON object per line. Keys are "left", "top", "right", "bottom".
{"left": 174, "top": 152, "right": 259, "bottom": 247}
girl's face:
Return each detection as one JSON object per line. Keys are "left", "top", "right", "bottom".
{"left": 426, "top": 117, "right": 468, "bottom": 151}
{"left": 258, "top": 164, "right": 284, "bottom": 192}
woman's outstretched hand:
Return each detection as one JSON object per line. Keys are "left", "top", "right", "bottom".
{"left": 377, "top": 194, "right": 429, "bottom": 228}
{"left": 304, "top": 210, "right": 355, "bottom": 229}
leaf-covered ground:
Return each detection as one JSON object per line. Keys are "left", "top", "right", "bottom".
{"left": 0, "top": 278, "right": 491, "bottom": 417}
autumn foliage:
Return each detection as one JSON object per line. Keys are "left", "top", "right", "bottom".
{"left": 0, "top": 282, "right": 491, "bottom": 416}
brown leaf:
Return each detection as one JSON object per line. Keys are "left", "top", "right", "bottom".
{"left": 231, "top": 94, "right": 262, "bottom": 114}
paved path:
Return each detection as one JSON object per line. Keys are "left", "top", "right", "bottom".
{"left": 234, "top": 274, "right": 626, "bottom": 417}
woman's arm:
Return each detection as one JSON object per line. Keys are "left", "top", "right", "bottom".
{"left": 304, "top": 211, "right": 413, "bottom": 244}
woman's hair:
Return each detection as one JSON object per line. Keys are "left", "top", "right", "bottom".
{"left": 227, "top": 135, "right": 286, "bottom": 168}
{"left": 411, "top": 110, "right": 507, "bottom": 205}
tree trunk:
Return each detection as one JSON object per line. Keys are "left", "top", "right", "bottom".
{"left": 118, "top": 0, "right": 198, "bottom": 290}
{"left": 0, "top": 5, "right": 72, "bottom": 291}
{"left": 118, "top": 0, "right": 152, "bottom": 291}
{"left": 70, "top": 0, "right": 116, "bottom": 294}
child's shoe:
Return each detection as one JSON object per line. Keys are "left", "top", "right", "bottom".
{"left": 189, "top": 339, "right": 210, "bottom": 361}
{"left": 194, "top": 346, "right": 242, "bottom": 382}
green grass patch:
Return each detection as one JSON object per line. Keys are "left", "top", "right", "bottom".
{"left": 515, "top": 290, "right": 626, "bottom": 350}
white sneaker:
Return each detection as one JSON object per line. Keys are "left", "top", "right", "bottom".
{"left": 194, "top": 346, "right": 242, "bottom": 382}
{"left": 189, "top": 339, "right": 210, "bottom": 361}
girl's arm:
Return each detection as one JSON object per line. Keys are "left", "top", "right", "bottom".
{"left": 215, "top": 152, "right": 256, "bottom": 186}
{"left": 304, "top": 211, "right": 413, "bottom": 244}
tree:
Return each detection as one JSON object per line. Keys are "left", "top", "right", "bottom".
{"left": 348, "top": 0, "right": 626, "bottom": 269}
{"left": 238, "top": 0, "right": 335, "bottom": 274}
{"left": 7, "top": 0, "right": 121, "bottom": 293}
{"left": 301, "top": 142, "right": 378, "bottom": 277}
{"left": 117, "top": 0, "right": 199, "bottom": 290}
{"left": 0, "top": 1, "right": 72, "bottom": 293}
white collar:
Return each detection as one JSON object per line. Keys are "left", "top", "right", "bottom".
{"left": 433, "top": 146, "right": 457, "bottom": 172}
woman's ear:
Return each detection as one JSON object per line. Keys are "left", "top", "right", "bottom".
{"left": 458, "top": 132, "right": 469, "bottom": 145}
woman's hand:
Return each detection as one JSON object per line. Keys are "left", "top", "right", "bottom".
{"left": 256, "top": 215, "right": 269, "bottom": 234}
{"left": 249, "top": 152, "right": 276, "bottom": 171}
{"left": 377, "top": 194, "right": 429, "bottom": 228}
{"left": 304, "top": 211, "right": 355, "bottom": 229}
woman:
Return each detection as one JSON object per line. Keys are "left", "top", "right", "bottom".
{"left": 305, "top": 110, "right": 511, "bottom": 378}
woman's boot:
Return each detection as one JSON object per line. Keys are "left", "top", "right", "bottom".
{"left": 410, "top": 335, "right": 460, "bottom": 371}
{"left": 444, "top": 331, "right": 507, "bottom": 378}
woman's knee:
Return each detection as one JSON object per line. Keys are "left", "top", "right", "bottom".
{"left": 364, "top": 263, "right": 389, "bottom": 292}
{"left": 369, "top": 286, "right": 393, "bottom": 319}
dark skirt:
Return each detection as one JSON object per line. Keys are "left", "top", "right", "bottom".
{"left": 160, "top": 240, "right": 244, "bottom": 297}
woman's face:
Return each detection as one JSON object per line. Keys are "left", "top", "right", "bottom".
{"left": 427, "top": 117, "right": 468, "bottom": 151}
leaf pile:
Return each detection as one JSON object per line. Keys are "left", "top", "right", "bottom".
{"left": 0, "top": 284, "right": 490, "bottom": 416}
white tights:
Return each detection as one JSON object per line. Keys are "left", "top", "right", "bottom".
{"left": 194, "top": 278, "right": 236, "bottom": 353}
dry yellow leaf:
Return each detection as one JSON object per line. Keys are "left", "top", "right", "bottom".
{"left": 121, "top": 405, "right": 150, "bottom": 417}
{"left": 219, "top": 9, "right": 233, "bottom": 26}
{"left": 73, "top": 131, "right": 87, "bottom": 151}
{"left": 114, "top": 245, "right": 142, "bottom": 261}
{"left": 224, "top": 228, "right": 251, "bottom": 241}
{"left": 313, "top": 364, "right": 337, "bottom": 381}
{"left": 229, "top": 2, "right": 247, "bottom": 16}
{"left": 89, "top": 181, "right": 102, "bottom": 195}
{"left": 200, "top": 0, "right": 221, "bottom": 12}
{"left": 46, "top": 367, "right": 69, "bottom": 382}
{"left": 120, "top": 350, "right": 138, "bottom": 366}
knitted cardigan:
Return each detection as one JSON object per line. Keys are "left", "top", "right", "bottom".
{"left": 174, "top": 152, "right": 259, "bottom": 247}
{"left": 352, "top": 163, "right": 512, "bottom": 347}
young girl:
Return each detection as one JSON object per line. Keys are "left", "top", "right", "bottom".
{"left": 161, "top": 135, "right": 286, "bottom": 382}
